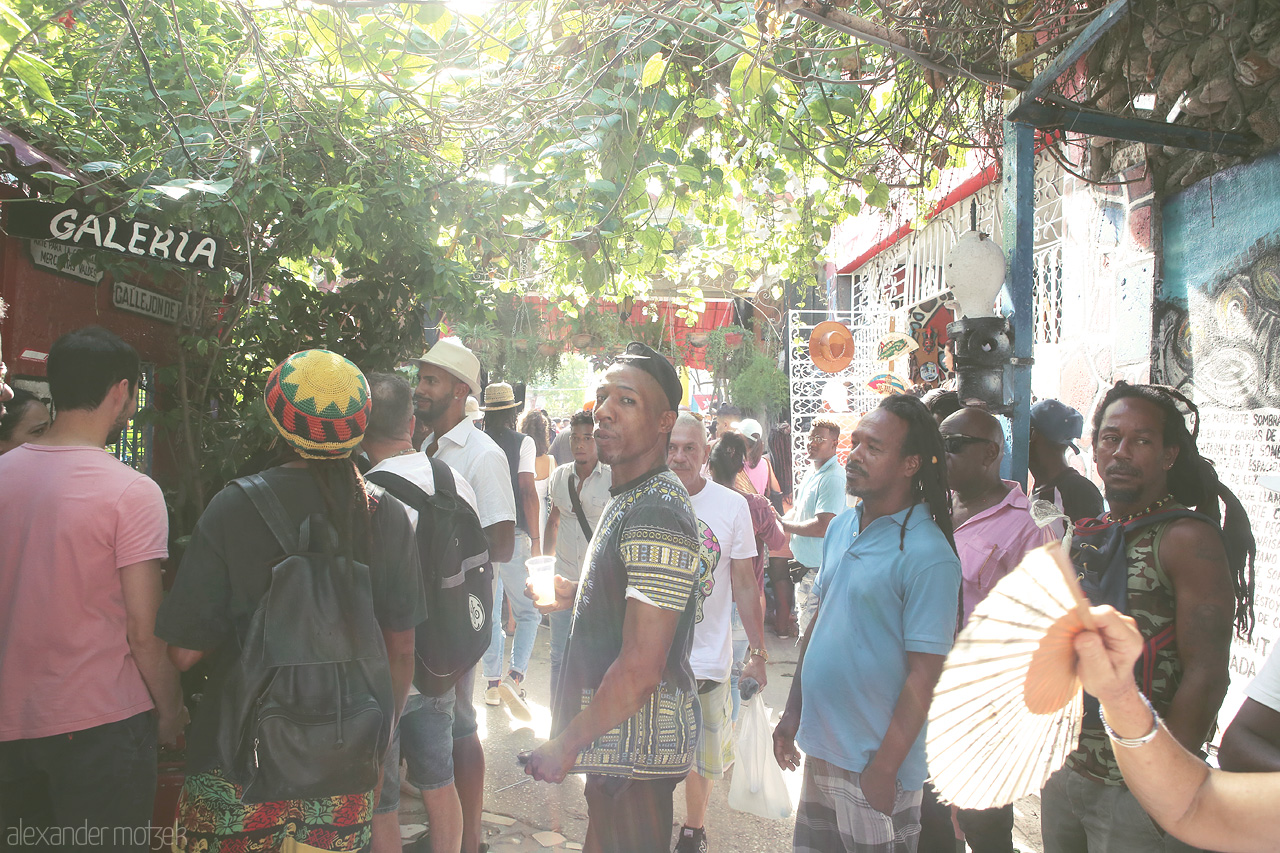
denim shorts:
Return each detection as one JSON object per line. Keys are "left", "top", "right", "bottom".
{"left": 375, "top": 691, "right": 458, "bottom": 814}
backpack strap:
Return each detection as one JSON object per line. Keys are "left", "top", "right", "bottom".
{"left": 429, "top": 457, "right": 457, "bottom": 498}
{"left": 234, "top": 474, "right": 299, "bottom": 553}
{"left": 366, "top": 469, "right": 432, "bottom": 512}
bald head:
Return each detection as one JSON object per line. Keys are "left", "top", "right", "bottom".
{"left": 940, "top": 407, "right": 1005, "bottom": 447}
{"left": 940, "top": 406, "right": 1005, "bottom": 493}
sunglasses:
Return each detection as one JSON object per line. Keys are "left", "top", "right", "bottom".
{"left": 942, "top": 434, "right": 996, "bottom": 454}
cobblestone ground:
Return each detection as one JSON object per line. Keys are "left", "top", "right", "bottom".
{"left": 393, "top": 622, "right": 1045, "bottom": 852}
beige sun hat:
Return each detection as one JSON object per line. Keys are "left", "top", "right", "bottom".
{"left": 418, "top": 338, "right": 482, "bottom": 396}
{"left": 480, "top": 381, "right": 520, "bottom": 411}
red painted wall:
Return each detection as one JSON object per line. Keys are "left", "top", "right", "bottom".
{"left": 0, "top": 186, "right": 180, "bottom": 382}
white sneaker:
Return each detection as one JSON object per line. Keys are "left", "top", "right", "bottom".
{"left": 484, "top": 684, "right": 501, "bottom": 706}
{"left": 499, "top": 675, "right": 533, "bottom": 721}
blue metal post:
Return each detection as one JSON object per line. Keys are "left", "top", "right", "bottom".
{"left": 1003, "top": 119, "right": 1035, "bottom": 489}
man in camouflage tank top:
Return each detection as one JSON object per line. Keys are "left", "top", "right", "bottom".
{"left": 1041, "top": 385, "right": 1238, "bottom": 853}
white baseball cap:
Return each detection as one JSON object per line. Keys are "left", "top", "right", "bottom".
{"left": 737, "top": 418, "right": 764, "bottom": 442}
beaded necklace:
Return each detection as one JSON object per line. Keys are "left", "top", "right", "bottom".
{"left": 1105, "top": 493, "right": 1175, "bottom": 525}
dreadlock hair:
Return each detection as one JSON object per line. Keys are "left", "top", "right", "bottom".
{"left": 709, "top": 431, "right": 748, "bottom": 487}
{"left": 484, "top": 405, "right": 518, "bottom": 434}
{"left": 1092, "top": 381, "right": 1256, "bottom": 638}
{"left": 306, "top": 456, "right": 375, "bottom": 563}
{"left": 876, "top": 394, "right": 956, "bottom": 554}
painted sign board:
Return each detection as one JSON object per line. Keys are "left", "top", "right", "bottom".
{"left": 27, "top": 239, "right": 104, "bottom": 285}
{"left": 5, "top": 201, "right": 225, "bottom": 270}
{"left": 113, "top": 281, "right": 181, "bottom": 325}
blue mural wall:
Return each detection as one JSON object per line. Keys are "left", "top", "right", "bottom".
{"left": 1160, "top": 150, "right": 1280, "bottom": 719}
{"left": 1159, "top": 150, "right": 1280, "bottom": 408}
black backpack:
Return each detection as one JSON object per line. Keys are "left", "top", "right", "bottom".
{"left": 366, "top": 458, "right": 493, "bottom": 696}
{"left": 211, "top": 474, "right": 393, "bottom": 804}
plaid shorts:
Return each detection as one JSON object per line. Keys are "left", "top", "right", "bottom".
{"left": 793, "top": 756, "right": 923, "bottom": 853}
{"left": 693, "top": 679, "right": 735, "bottom": 779}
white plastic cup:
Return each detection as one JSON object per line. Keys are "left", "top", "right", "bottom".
{"left": 526, "top": 555, "right": 558, "bottom": 607}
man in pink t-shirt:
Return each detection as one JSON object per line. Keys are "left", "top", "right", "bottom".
{"left": 0, "top": 327, "right": 182, "bottom": 852}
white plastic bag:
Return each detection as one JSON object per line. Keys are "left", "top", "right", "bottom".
{"left": 727, "top": 694, "right": 795, "bottom": 820}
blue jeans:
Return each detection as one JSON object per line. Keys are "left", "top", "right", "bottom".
{"left": 482, "top": 532, "right": 540, "bottom": 681}
{"left": 375, "top": 692, "right": 459, "bottom": 814}
{"left": 549, "top": 608, "right": 573, "bottom": 703}
{"left": 729, "top": 603, "right": 748, "bottom": 722}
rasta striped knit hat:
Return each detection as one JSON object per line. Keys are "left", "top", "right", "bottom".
{"left": 264, "top": 349, "right": 370, "bottom": 459}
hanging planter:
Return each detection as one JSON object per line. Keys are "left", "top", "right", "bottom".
{"left": 512, "top": 338, "right": 531, "bottom": 351}
{"left": 688, "top": 331, "right": 709, "bottom": 347}
{"left": 537, "top": 342, "right": 559, "bottom": 357}
{"left": 572, "top": 333, "right": 596, "bottom": 349}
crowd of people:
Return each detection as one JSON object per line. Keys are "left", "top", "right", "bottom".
{"left": 0, "top": 321, "right": 1276, "bottom": 853}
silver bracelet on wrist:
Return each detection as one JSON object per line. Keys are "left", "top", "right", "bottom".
{"left": 1099, "top": 691, "right": 1161, "bottom": 748}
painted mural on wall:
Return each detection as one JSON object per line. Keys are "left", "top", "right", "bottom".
{"left": 1160, "top": 149, "right": 1280, "bottom": 723}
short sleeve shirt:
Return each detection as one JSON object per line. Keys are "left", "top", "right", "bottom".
{"left": 155, "top": 465, "right": 426, "bottom": 775}
{"left": 0, "top": 445, "right": 169, "bottom": 741}
{"left": 796, "top": 503, "right": 961, "bottom": 790}
{"left": 1247, "top": 647, "right": 1280, "bottom": 712}
{"left": 790, "top": 455, "right": 847, "bottom": 569}
{"left": 424, "top": 419, "right": 516, "bottom": 530}
{"left": 552, "top": 467, "right": 701, "bottom": 779}
{"left": 547, "top": 461, "right": 612, "bottom": 582}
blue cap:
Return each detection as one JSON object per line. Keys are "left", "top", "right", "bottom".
{"left": 1031, "top": 399, "right": 1083, "bottom": 453}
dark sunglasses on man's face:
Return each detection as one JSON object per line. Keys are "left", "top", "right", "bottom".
{"left": 942, "top": 434, "right": 996, "bottom": 454}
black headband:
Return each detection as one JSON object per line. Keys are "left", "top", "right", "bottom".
{"left": 614, "top": 341, "right": 682, "bottom": 411}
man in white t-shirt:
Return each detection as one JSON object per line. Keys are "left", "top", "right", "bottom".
{"left": 364, "top": 373, "right": 481, "bottom": 853}
{"left": 667, "top": 413, "right": 768, "bottom": 853}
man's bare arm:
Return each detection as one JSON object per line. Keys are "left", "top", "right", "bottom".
{"left": 1161, "top": 519, "right": 1234, "bottom": 750}
{"left": 525, "top": 599, "right": 679, "bottom": 783}
{"left": 861, "top": 651, "right": 946, "bottom": 814}
{"left": 485, "top": 519, "right": 515, "bottom": 564}
{"left": 121, "top": 561, "right": 185, "bottom": 746}
{"left": 773, "top": 599, "right": 819, "bottom": 771}
{"left": 557, "top": 600, "right": 678, "bottom": 752}
{"left": 1219, "top": 699, "right": 1280, "bottom": 772}
{"left": 518, "top": 471, "right": 541, "bottom": 556}
{"left": 728, "top": 555, "right": 768, "bottom": 688}
{"left": 779, "top": 512, "right": 834, "bottom": 540}
{"left": 544, "top": 505, "right": 562, "bottom": 557}
{"left": 383, "top": 627, "right": 416, "bottom": 724}
{"left": 1079, "top": 606, "right": 1280, "bottom": 853}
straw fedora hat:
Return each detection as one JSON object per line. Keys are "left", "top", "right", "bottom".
{"left": 809, "top": 321, "right": 855, "bottom": 373}
{"left": 480, "top": 381, "right": 520, "bottom": 411}
{"left": 418, "top": 338, "right": 482, "bottom": 396}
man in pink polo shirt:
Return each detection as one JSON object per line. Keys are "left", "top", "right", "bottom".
{"left": 0, "top": 326, "right": 183, "bottom": 852}
{"left": 920, "top": 406, "right": 1061, "bottom": 853}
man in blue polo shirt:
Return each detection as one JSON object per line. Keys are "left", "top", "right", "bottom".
{"left": 773, "top": 395, "right": 961, "bottom": 853}
{"left": 777, "top": 417, "right": 846, "bottom": 637}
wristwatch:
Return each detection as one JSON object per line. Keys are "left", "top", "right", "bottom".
{"left": 747, "top": 647, "right": 770, "bottom": 662}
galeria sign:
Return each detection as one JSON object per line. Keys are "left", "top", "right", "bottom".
{"left": 4, "top": 201, "right": 225, "bottom": 270}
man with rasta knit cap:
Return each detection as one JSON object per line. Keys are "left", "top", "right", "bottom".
{"left": 156, "top": 349, "right": 426, "bottom": 852}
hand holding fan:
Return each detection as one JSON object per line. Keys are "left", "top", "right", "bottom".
{"left": 926, "top": 543, "right": 1094, "bottom": 810}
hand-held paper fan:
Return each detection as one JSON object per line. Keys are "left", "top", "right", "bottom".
{"left": 926, "top": 543, "right": 1095, "bottom": 810}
